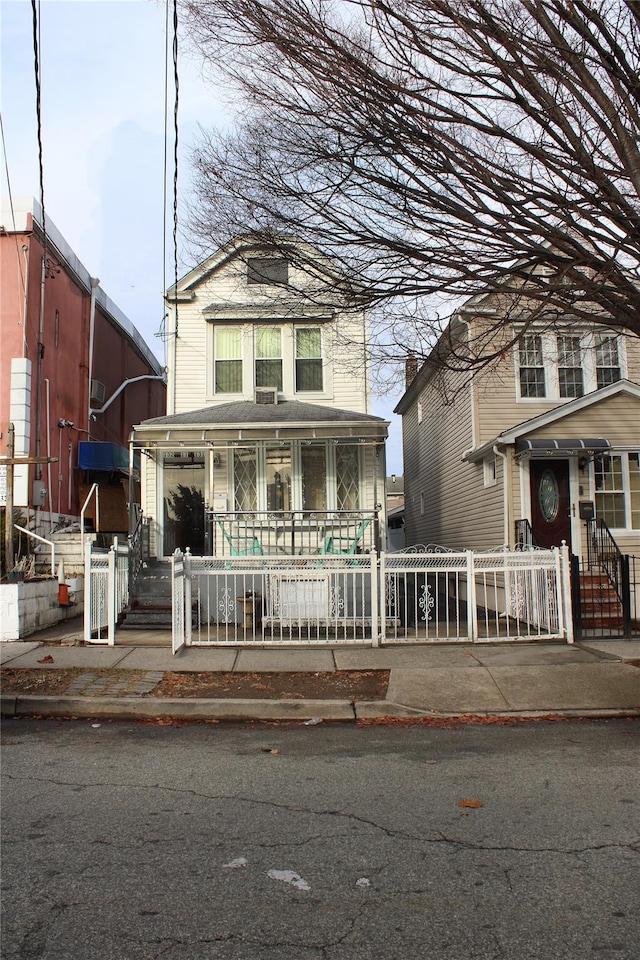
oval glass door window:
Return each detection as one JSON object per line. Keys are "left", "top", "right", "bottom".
{"left": 538, "top": 470, "right": 559, "bottom": 522}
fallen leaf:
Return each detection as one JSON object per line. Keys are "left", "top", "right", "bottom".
{"left": 458, "top": 798, "right": 483, "bottom": 809}
{"left": 37, "top": 655, "right": 54, "bottom": 664}
{"left": 261, "top": 747, "right": 280, "bottom": 754}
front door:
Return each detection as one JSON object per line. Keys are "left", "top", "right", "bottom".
{"left": 162, "top": 452, "right": 206, "bottom": 555}
{"left": 530, "top": 459, "right": 572, "bottom": 549}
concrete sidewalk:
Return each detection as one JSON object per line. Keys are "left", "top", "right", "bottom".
{"left": 1, "top": 618, "right": 639, "bottom": 721}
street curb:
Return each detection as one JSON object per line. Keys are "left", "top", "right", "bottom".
{"left": 2, "top": 694, "right": 639, "bottom": 723}
{"left": 1, "top": 694, "right": 356, "bottom": 721}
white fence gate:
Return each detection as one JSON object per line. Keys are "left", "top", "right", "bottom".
{"left": 84, "top": 539, "right": 129, "bottom": 645}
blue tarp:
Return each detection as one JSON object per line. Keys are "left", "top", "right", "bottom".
{"left": 78, "top": 441, "right": 133, "bottom": 473}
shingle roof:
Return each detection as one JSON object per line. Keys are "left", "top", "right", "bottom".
{"left": 140, "top": 400, "right": 387, "bottom": 428}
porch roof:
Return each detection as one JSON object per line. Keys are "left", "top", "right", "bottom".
{"left": 132, "top": 400, "right": 388, "bottom": 445}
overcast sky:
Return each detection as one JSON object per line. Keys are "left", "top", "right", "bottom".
{"left": 1, "top": 0, "right": 404, "bottom": 472}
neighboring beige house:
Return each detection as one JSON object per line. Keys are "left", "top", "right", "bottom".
{"left": 131, "top": 239, "right": 389, "bottom": 559}
{"left": 395, "top": 300, "right": 640, "bottom": 563}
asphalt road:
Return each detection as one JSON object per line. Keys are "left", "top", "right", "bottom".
{"left": 1, "top": 718, "right": 638, "bottom": 959}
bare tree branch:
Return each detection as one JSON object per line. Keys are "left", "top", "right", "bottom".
{"left": 183, "top": 0, "right": 640, "bottom": 373}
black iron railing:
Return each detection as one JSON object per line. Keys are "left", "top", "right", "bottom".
{"left": 515, "top": 519, "right": 537, "bottom": 549}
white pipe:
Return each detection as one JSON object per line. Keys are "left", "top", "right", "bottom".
{"left": 44, "top": 378, "right": 54, "bottom": 533}
{"left": 86, "top": 277, "right": 100, "bottom": 437}
{"left": 93, "top": 374, "right": 165, "bottom": 415}
{"left": 68, "top": 442, "right": 73, "bottom": 512}
{"left": 57, "top": 424, "right": 63, "bottom": 514}
{"left": 22, "top": 244, "right": 30, "bottom": 358}
{"left": 493, "top": 444, "right": 510, "bottom": 547}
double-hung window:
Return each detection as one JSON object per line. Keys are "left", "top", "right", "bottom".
{"left": 594, "top": 453, "right": 640, "bottom": 530}
{"left": 517, "top": 330, "right": 623, "bottom": 401}
{"left": 557, "top": 335, "right": 584, "bottom": 398}
{"left": 295, "top": 327, "right": 323, "bottom": 392}
{"left": 596, "top": 336, "right": 621, "bottom": 388}
{"left": 255, "top": 327, "right": 283, "bottom": 390}
{"left": 518, "top": 334, "right": 546, "bottom": 398}
{"left": 214, "top": 327, "right": 243, "bottom": 393}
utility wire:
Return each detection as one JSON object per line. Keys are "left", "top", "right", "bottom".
{"left": 172, "top": 0, "right": 180, "bottom": 340}
{"left": 159, "top": 0, "right": 170, "bottom": 361}
{"left": 31, "top": 0, "right": 47, "bottom": 254}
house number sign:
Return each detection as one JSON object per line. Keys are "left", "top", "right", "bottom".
{"left": 538, "top": 470, "right": 559, "bottom": 522}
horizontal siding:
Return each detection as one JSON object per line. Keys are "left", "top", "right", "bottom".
{"left": 526, "top": 393, "right": 640, "bottom": 445}
{"left": 169, "top": 256, "right": 369, "bottom": 416}
{"left": 404, "top": 371, "right": 505, "bottom": 551}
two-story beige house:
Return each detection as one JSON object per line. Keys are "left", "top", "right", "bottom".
{"left": 395, "top": 300, "right": 640, "bottom": 564}
{"left": 131, "top": 239, "right": 388, "bottom": 559}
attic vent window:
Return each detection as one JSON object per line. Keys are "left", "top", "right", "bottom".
{"left": 247, "top": 257, "right": 288, "bottom": 285}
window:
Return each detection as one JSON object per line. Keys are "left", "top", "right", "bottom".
{"left": 596, "top": 336, "right": 621, "bottom": 388}
{"left": 594, "top": 453, "right": 640, "bottom": 529}
{"left": 301, "top": 444, "right": 327, "bottom": 510}
{"left": 255, "top": 327, "right": 283, "bottom": 390}
{"left": 483, "top": 455, "right": 497, "bottom": 487}
{"left": 519, "top": 335, "right": 546, "bottom": 398}
{"left": 214, "top": 327, "right": 243, "bottom": 393}
{"left": 295, "top": 327, "right": 323, "bottom": 392}
{"left": 54, "top": 309, "right": 59, "bottom": 348}
{"left": 336, "top": 445, "right": 360, "bottom": 511}
{"left": 557, "top": 335, "right": 584, "bottom": 398}
{"left": 247, "top": 257, "right": 288, "bottom": 285}
{"left": 516, "top": 331, "right": 623, "bottom": 401}
{"left": 233, "top": 448, "right": 257, "bottom": 511}
{"left": 265, "top": 445, "right": 292, "bottom": 511}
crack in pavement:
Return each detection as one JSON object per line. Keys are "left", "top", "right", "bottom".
{"left": 3, "top": 773, "right": 639, "bottom": 857}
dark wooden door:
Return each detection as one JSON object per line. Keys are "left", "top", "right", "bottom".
{"left": 530, "top": 459, "right": 572, "bottom": 549}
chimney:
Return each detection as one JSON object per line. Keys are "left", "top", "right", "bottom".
{"left": 405, "top": 353, "right": 418, "bottom": 387}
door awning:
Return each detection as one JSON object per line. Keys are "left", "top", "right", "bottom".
{"left": 515, "top": 438, "right": 611, "bottom": 457}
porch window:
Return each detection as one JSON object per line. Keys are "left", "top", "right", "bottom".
{"left": 557, "top": 335, "right": 584, "bottom": 399}
{"left": 215, "top": 327, "right": 243, "bottom": 393}
{"left": 336, "top": 445, "right": 360, "bottom": 511}
{"left": 233, "top": 448, "right": 257, "bottom": 511}
{"left": 594, "top": 455, "right": 625, "bottom": 528}
{"left": 596, "top": 336, "right": 621, "bottom": 388}
{"left": 255, "top": 326, "right": 283, "bottom": 390}
{"left": 519, "top": 335, "right": 546, "bottom": 398}
{"left": 301, "top": 444, "right": 327, "bottom": 510}
{"left": 295, "top": 327, "right": 323, "bottom": 392}
{"left": 629, "top": 453, "right": 640, "bottom": 529}
{"left": 266, "top": 445, "right": 292, "bottom": 511}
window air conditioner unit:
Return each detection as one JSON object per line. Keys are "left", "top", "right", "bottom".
{"left": 90, "top": 379, "right": 105, "bottom": 405}
{"left": 255, "top": 387, "right": 279, "bottom": 405}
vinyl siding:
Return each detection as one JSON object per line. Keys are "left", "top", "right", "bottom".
{"left": 169, "top": 254, "right": 369, "bottom": 416}
{"left": 524, "top": 393, "right": 640, "bottom": 446}
{"left": 403, "top": 370, "right": 506, "bottom": 550}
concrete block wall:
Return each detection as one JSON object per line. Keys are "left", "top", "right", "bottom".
{"left": 0, "top": 579, "right": 84, "bottom": 640}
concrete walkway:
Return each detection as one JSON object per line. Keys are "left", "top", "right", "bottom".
{"left": 1, "top": 618, "right": 639, "bottom": 721}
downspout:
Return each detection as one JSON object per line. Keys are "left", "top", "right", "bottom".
{"left": 22, "top": 244, "right": 30, "bottom": 358}
{"left": 86, "top": 277, "right": 100, "bottom": 437}
{"left": 35, "top": 252, "right": 47, "bottom": 482}
{"left": 44, "top": 378, "right": 53, "bottom": 532}
{"left": 493, "top": 444, "right": 510, "bottom": 547}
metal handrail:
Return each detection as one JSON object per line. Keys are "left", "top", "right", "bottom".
{"left": 80, "top": 482, "right": 99, "bottom": 541}
{"left": 13, "top": 524, "right": 56, "bottom": 577}
{"left": 586, "top": 517, "right": 624, "bottom": 600}
{"left": 205, "top": 509, "right": 378, "bottom": 557}
{"left": 514, "top": 518, "right": 536, "bottom": 550}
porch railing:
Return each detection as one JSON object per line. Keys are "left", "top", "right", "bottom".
{"left": 515, "top": 519, "right": 537, "bottom": 550}
{"left": 128, "top": 507, "right": 149, "bottom": 597}
{"left": 205, "top": 510, "right": 378, "bottom": 558}
{"left": 586, "top": 518, "right": 625, "bottom": 602}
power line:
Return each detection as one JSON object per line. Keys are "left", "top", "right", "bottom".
{"left": 172, "top": 0, "right": 180, "bottom": 340}
{"left": 30, "top": 0, "right": 47, "bottom": 253}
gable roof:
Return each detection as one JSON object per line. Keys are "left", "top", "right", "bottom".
{"left": 465, "top": 379, "right": 640, "bottom": 462}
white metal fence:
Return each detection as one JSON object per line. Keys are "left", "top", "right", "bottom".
{"left": 168, "top": 544, "right": 572, "bottom": 650}
{"left": 84, "top": 541, "right": 571, "bottom": 648}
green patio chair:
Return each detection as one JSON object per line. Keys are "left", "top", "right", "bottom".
{"left": 319, "top": 518, "right": 371, "bottom": 559}
{"left": 216, "top": 519, "right": 264, "bottom": 557}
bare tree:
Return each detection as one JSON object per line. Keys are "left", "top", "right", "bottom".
{"left": 183, "top": 0, "right": 640, "bottom": 372}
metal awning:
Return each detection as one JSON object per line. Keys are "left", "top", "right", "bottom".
{"left": 515, "top": 438, "right": 611, "bottom": 457}
{"left": 78, "top": 441, "right": 139, "bottom": 474}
